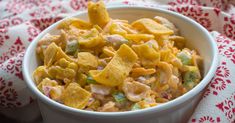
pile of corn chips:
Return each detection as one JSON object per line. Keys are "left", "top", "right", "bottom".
{"left": 33, "top": 1, "right": 202, "bottom": 112}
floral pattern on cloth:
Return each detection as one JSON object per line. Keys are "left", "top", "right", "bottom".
{"left": 0, "top": 0, "right": 235, "bottom": 122}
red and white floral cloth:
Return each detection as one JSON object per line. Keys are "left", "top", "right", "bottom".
{"left": 0, "top": 0, "right": 235, "bottom": 122}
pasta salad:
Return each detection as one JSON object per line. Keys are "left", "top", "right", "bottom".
{"left": 33, "top": 1, "right": 202, "bottom": 112}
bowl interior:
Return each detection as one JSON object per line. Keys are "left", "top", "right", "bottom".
{"left": 23, "top": 7, "right": 217, "bottom": 116}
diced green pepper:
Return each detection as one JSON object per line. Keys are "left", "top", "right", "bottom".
{"left": 183, "top": 66, "right": 201, "bottom": 89}
{"left": 86, "top": 74, "right": 97, "bottom": 84}
{"left": 65, "top": 40, "right": 79, "bottom": 55}
{"left": 177, "top": 50, "right": 192, "bottom": 65}
{"left": 112, "top": 92, "right": 126, "bottom": 103}
{"left": 131, "top": 103, "right": 141, "bottom": 111}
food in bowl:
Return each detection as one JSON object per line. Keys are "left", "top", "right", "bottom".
{"left": 33, "top": 1, "right": 202, "bottom": 112}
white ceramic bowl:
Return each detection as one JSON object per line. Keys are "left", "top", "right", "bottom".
{"left": 23, "top": 6, "right": 218, "bottom": 123}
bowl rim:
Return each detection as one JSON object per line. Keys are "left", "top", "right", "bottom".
{"left": 23, "top": 5, "right": 218, "bottom": 117}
